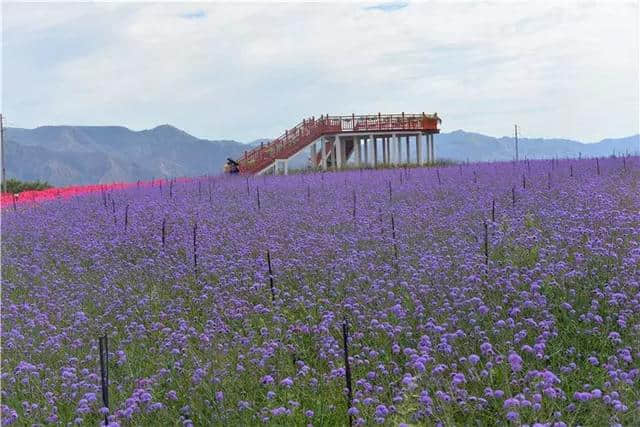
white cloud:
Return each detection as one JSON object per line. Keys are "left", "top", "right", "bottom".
{"left": 2, "top": 1, "right": 638, "bottom": 142}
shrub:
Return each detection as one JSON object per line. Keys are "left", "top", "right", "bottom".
{"left": 3, "top": 178, "right": 53, "bottom": 194}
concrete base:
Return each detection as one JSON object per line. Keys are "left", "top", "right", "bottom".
{"left": 256, "top": 131, "right": 437, "bottom": 175}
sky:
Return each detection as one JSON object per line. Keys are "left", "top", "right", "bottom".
{"left": 2, "top": 1, "right": 639, "bottom": 143}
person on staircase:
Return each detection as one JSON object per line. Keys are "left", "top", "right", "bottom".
{"left": 224, "top": 158, "right": 240, "bottom": 174}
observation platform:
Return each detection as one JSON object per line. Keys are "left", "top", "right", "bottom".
{"left": 236, "top": 113, "right": 441, "bottom": 175}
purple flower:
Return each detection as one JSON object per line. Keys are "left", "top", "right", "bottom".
{"left": 375, "top": 405, "right": 389, "bottom": 417}
{"left": 452, "top": 373, "right": 466, "bottom": 385}
{"left": 508, "top": 353, "right": 523, "bottom": 372}
{"left": 480, "top": 342, "right": 493, "bottom": 355}
{"left": 280, "top": 377, "right": 294, "bottom": 388}
{"left": 261, "top": 375, "right": 274, "bottom": 385}
{"left": 503, "top": 398, "right": 519, "bottom": 408}
{"left": 271, "top": 407, "right": 289, "bottom": 416}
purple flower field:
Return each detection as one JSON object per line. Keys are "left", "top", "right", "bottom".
{"left": 2, "top": 157, "right": 639, "bottom": 426}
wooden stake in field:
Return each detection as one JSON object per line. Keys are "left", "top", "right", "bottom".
{"left": 548, "top": 172, "right": 552, "bottom": 190}
{"left": 522, "top": 174, "right": 526, "bottom": 190}
{"left": 124, "top": 204, "right": 129, "bottom": 232}
{"left": 256, "top": 187, "right": 261, "bottom": 210}
{"left": 342, "top": 318, "right": 354, "bottom": 427}
{"left": 491, "top": 199, "right": 495, "bottom": 222}
{"left": 483, "top": 221, "right": 489, "bottom": 265}
{"left": 570, "top": 165, "right": 573, "bottom": 178}
{"left": 352, "top": 190, "right": 356, "bottom": 219}
{"left": 246, "top": 177, "right": 250, "bottom": 197}
{"left": 437, "top": 169, "right": 441, "bottom": 185}
{"left": 161, "top": 218, "right": 166, "bottom": 249}
{"left": 388, "top": 180, "right": 392, "bottom": 202}
{"left": 511, "top": 186, "right": 516, "bottom": 207}
{"left": 266, "top": 250, "right": 275, "bottom": 301}
{"left": 307, "top": 184, "right": 311, "bottom": 201}
{"left": 98, "top": 335, "right": 110, "bottom": 426}
{"left": 596, "top": 158, "right": 600, "bottom": 176}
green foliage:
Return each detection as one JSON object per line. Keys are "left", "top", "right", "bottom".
{"left": 4, "top": 178, "right": 52, "bottom": 194}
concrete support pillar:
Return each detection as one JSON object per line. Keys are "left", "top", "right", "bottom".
{"left": 310, "top": 143, "right": 317, "bottom": 167}
{"left": 354, "top": 137, "right": 361, "bottom": 167}
{"left": 321, "top": 138, "right": 328, "bottom": 170}
{"left": 417, "top": 134, "right": 422, "bottom": 165}
{"left": 406, "top": 136, "right": 411, "bottom": 164}
{"left": 284, "top": 160, "right": 289, "bottom": 175}
{"left": 384, "top": 136, "right": 391, "bottom": 165}
{"left": 371, "top": 135, "right": 377, "bottom": 167}
{"left": 382, "top": 136, "right": 389, "bottom": 165}
{"left": 423, "top": 134, "right": 428, "bottom": 165}
{"left": 391, "top": 134, "right": 397, "bottom": 165}
{"left": 425, "top": 135, "right": 430, "bottom": 164}
{"left": 431, "top": 134, "right": 436, "bottom": 163}
{"left": 336, "top": 136, "right": 343, "bottom": 169}
{"left": 364, "top": 138, "right": 369, "bottom": 165}
{"left": 396, "top": 135, "right": 401, "bottom": 165}
{"left": 382, "top": 137, "right": 387, "bottom": 164}
{"left": 422, "top": 136, "right": 427, "bottom": 164}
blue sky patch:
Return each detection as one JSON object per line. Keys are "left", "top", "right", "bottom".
{"left": 180, "top": 10, "right": 207, "bottom": 19}
{"left": 365, "top": 2, "right": 408, "bottom": 12}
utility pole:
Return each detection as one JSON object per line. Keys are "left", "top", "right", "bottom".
{"left": 1, "top": 114, "right": 5, "bottom": 193}
{"left": 514, "top": 124, "right": 519, "bottom": 162}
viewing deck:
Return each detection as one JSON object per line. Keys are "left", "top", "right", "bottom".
{"left": 237, "top": 113, "right": 441, "bottom": 175}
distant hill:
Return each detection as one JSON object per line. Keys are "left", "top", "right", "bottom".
{"left": 5, "top": 125, "right": 638, "bottom": 186}
{"left": 5, "top": 125, "right": 249, "bottom": 186}
{"left": 437, "top": 130, "right": 639, "bottom": 162}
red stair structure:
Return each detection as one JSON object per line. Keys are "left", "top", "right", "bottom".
{"left": 237, "top": 113, "right": 440, "bottom": 175}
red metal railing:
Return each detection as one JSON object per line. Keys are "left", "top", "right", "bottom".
{"left": 238, "top": 113, "right": 440, "bottom": 174}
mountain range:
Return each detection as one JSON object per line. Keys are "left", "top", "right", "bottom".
{"left": 4, "top": 124, "right": 639, "bottom": 186}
